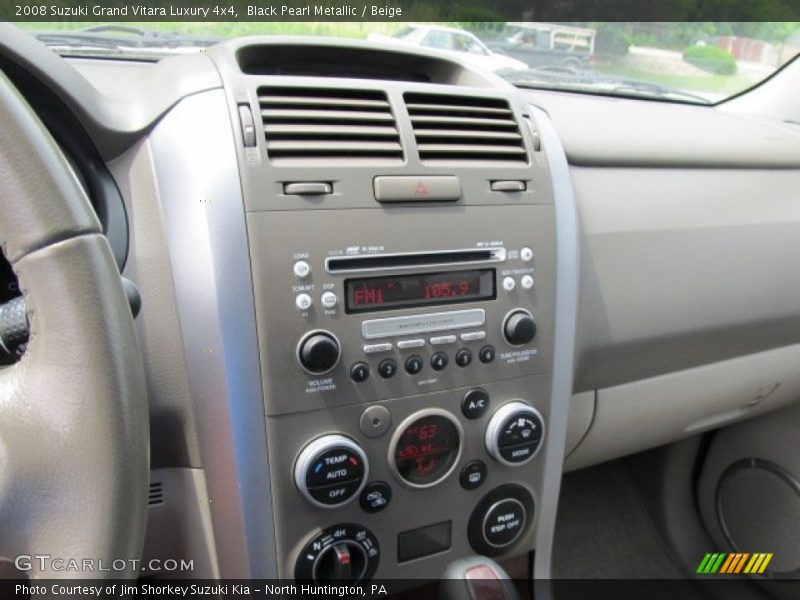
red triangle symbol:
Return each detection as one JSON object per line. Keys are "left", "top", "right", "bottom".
{"left": 414, "top": 181, "right": 429, "bottom": 197}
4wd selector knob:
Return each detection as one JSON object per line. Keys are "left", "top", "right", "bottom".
{"left": 297, "top": 330, "right": 341, "bottom": 374}
{"left": 295, "top": 524, "right": 380, "bottom": 583}
{"left": 295, "top": 434, "right": 368, "bottom": 508}
{"left": 485, "top": 401, "right": 544, "bottom": 466}
{"left": 503, "top": 310, "right": 536, "bottom": 346}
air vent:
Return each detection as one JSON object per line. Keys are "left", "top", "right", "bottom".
{"left": 148, "top": 482, "right": 164, "bottom": 506}
{"left": 258, "top": 87, "right": 403, "bottom": 162}
{"left": 404, "top": 93, "right": 527, "bottom": 163}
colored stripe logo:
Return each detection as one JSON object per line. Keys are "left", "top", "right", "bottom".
{"left": 697, "top": 552, "right": 773, "bottom": 574}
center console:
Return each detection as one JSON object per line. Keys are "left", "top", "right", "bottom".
{"left": 204, "top": 39, "right": 576, "bottom": 583}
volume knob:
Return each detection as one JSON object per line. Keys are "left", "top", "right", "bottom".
{"left": 298, "top": 331, "right": 341, "bottom": 374}
{"left": 503, "top": 310, "right": 537, "bottom": 346}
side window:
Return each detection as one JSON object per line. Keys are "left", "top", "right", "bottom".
{"left": 422, "top": 30, "right": 453, "bottom": 50}
{"left": 454, "top": 33, "right": 485, "bottom": 54}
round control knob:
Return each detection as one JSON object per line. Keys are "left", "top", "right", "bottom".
{"left": 485, "top": 401, "right": 544, "bottom": 466}
{"left": 503, "top": 310, "right": 537, "bottom": 346}
{"left": 295, "top": 524, "right": 380, "bottom": 583}
{"left": 294, "top": 435, "right": 368, "bottom": 508}
{"left": 297, "top": 331, "right": 341, "bottom": 374}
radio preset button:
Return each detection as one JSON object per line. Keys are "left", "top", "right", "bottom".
{"left": 479, "top": 345, "right": 496, "bottom": 364}
{"left": 405, "top": 355, "right": 424, "bottom": 375}
{"left": 378, "top": 359, "right": 398, "bottom": 379}
{"left": 502, "top": 277, "right": 516, "bottom": 292}
{"left": 431, "top": 352, "right": 449, "bottom": 371}
{"left": 456, "top": 348, "right": 473, "bottom": 367}
{"left": 295, "top": 293, "right": 313, "bottom": 311}
{"left": 520, "top": 247, "right": 534, "bottom": 262}
{"left": 350, "top": 362, "right": 370, "bottom": 383}
{"left": 521, "top": 275, "right": 534, "bottom": 290}
{"left": 462, "top": 388, "right": 490, "bottom": 419}
{"left": 461, "top": 331, "right": 487, "bottom": 342}
{"left": 293, "top": 260, "right": 311, "bottom": 278}
{"left": 363, "top": 342, "right": 393, "bottom": 354}
{"left": 397, "top": 338, "right": 426, "bottom": 350}
{"left": 430, "top": 335, "right": 457, "bottom": 345}
{"left": 321, "top": 291, "right": 338, "bottom": 308}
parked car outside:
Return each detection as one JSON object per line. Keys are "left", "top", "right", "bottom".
{"left": 367, "top": 24, "right": 528, "bottom": 73}
{"left": 488, "top": 22, "right": 598, "bottom": 70}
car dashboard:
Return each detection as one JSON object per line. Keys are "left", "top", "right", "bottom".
{"left": 2, "top": 25, "right": 800, "bottom": 585}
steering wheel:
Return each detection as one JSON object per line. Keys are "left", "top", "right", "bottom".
{"left": 0, "top": 71, "right": 148, "bottom": 578}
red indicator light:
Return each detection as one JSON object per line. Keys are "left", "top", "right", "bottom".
{"left": 349, "top": 457, "right": 358, "bottom": 466}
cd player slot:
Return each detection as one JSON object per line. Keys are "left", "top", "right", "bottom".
{"left": 326, "top": 248, "right": 506, "bottom": 273}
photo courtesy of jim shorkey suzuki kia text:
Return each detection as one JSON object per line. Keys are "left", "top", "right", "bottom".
{"left": 16, "top": 584, "right": 391, "bottom": 596}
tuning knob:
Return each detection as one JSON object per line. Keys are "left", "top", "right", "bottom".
{"left": 297, "top": 331, "right": 341, "bottom": 374}
{"left": 502, "top": 310, "right": 536, "bottom": 346}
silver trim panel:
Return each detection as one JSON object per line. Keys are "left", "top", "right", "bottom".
{"left": 362, "top": 309, "right": 486, "bottom": 339}
{"left": 149, "top": 90, "right": 277, "bottom": 578}
{"left": 527, "top": 104, "right": 580, "bottom": 587}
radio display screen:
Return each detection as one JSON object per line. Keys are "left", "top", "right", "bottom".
{"left": 345, "top": 269, "right": 495, "bottom": 314}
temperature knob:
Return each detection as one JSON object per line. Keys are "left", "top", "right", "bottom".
{"left": 297, "top": 330, "right": 341, "bottom": 374}
{"left": 295, "top": 524, "right": 380, "bottom": 583}
{"left": 503, "top": 310, "right": 537, "bottom": 346}
{"left": 295, "top": 435, "right": 368, "bottom": 508}
{"left": 485, "top": 401, "right": 544, "bottom": 466}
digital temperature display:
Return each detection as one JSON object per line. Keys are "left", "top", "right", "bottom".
{"left": 393, "top": 414, "right": 461, "bottom": 486}
{"left": 345, "top": 269, "right": 495, "bottom": 314}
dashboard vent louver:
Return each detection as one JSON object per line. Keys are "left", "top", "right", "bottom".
{"left": 258, "top": 87, "right": 403, "bottom": 162}
{"left": 148, "top": 482, "right": 164, "bottom": 506}
{"left": 404, "top": 93, "right": 527, "bottom": 163}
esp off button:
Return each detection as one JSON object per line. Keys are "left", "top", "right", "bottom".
{"left": 468, "top": 484, "right": 534, "bottom": 556}
{"left": 483, "top": 498, "right": 527, "bottom": 548}
{"left": 295, "top": 435, "right": 369, "bottom": 508}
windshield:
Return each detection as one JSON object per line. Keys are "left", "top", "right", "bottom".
{"left": 18, "top": 21, "right": 800, "bottom": 105}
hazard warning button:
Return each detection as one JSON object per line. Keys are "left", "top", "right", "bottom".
{"left": 373, "top": 175, "right": 462, "bottom": 202}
